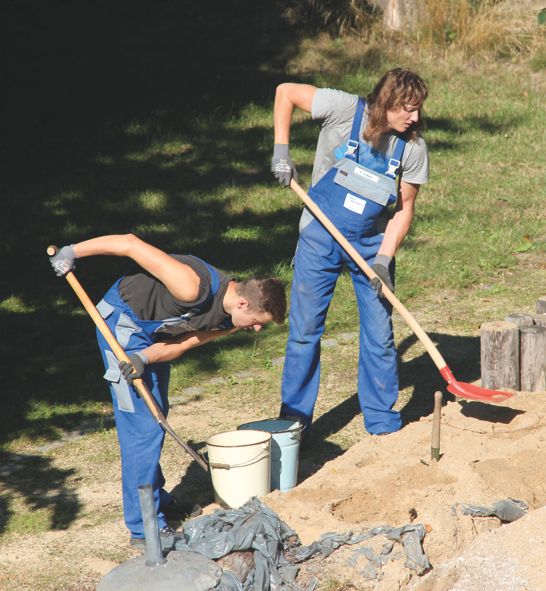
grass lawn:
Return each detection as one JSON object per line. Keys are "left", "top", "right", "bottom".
{"left": 1, "top": 1, "right": 544, "bottom": 572}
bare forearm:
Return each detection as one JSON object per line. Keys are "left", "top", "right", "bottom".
{"left": 378, "top": 208, "right": 414, "bottom": 257}
{"left": 142, "top": 329, "right": 240, "bottom": 364}
{"left": 378, "top": 181, "right": 419, "bottom": 257}
{"left": 274, "top": 87, "right": 296, "bottom": 144}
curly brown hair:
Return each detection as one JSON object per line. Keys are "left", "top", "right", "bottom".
{"left": 363, "top": 68, "right": 428, "bottom": 150}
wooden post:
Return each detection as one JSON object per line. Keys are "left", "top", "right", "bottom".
{"left": 520, "top": 325, "right": 546, "bottom": 392}
{"left": 431, "top": 391, "right": 442, "bottom": 462}
{"left": 537, "top": 296, "right": 546, "bottom": 314}
{"left": 480, "top": 320, "right": 520, "bottom": 390}
{"left": 505, "top": 313, "right": 535, "bottom": 328}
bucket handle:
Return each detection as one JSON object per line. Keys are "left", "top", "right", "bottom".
{"left": 202, "top": 448, "right": 270, "bottom": 471}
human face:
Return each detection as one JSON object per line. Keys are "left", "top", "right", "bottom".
{"left": 230, "top": 308, "right": 273, "bottom": 332}
{"left": 386, "top": 103, "right": 420, "bottom": 133}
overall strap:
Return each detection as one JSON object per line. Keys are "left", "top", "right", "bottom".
{"left": 186, "top": 255, "right": 221, "bottom": 306}
{"left": 185, "top": 255, "right": 233, "bottom": 330}
{"left": 344, "top": 97, "right": 366, "bottom": 161}
{"left": 385, "top": 135, "right": 407, "bottom": 179}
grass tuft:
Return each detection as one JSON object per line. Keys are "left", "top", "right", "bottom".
{"left": 457, "top": 0, "right": 538, "bottom": 59}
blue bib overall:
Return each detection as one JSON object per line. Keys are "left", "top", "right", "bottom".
{"left": 281, "top": 98, "right": 405, "bottom": 435}
{"left": 96, "top": 258, "right": 220, "bottom": 538}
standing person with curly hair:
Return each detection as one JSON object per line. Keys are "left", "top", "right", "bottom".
{"left": 271, "top": 69, "right": 429, "bottom": 436}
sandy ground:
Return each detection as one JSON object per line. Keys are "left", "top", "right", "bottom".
{"left": 264, "top": 391, "right": 546, "bottom": 590}
{"left": 2, "top": 389, "right": 546, "bottom": 590}
{"left": 266, "top": 393, "right": 546, "bottom": 591}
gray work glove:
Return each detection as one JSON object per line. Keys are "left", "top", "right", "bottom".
{"left": 119, "top": 352, "right": 148, "bottom": 385}
{"left": 271, "top": 143, "right": 299, "bottom": 187}
{"left": 49, "top": 245, "right": 77, "bottom": 277}
{"left": 370, "top": 255, "right": 394, "bottom": 298}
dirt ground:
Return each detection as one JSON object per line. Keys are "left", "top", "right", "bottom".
{"left": 2, "top": 386, "right": 546, "bottom": 590}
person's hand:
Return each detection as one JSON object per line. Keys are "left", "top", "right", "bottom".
{"left": 49, "top": 245, "right": 76, "bottom": 277}
{"left": 119, "top": 352, "right": 148, "bottom": 385}
{"left": 370, "top": 255, "right": 394, "bottom": 298}
{"left": 271, "top": 144, "right": 299, "bottom": 187}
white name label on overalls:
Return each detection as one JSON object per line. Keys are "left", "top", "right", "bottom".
{"left": 354, "top": 167, "right": 379, "bottom": 183}
{"left": 344, "top": 193, "right": 366, "bottom": 214}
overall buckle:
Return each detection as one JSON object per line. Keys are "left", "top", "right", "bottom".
{"left": 386, "top": 158, "right": 400, "bottom": 178}
{"left": 345, "top": 140, "right": 359, "bottom": 158}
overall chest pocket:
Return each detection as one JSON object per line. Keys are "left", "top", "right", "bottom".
{"left": 333, "top": 159, "right": 396, "bottom": 207}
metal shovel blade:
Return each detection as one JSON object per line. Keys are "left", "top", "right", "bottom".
{"left": 440, "top": 366, "right": 513, "bottom": 403}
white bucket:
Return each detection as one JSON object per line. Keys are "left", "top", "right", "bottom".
{"left": 206, "top": 429, "right": 271, "bottom": 508}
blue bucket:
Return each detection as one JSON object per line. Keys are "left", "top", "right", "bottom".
{"left": 238, "top": 419, "right": 302, "bottom": 492}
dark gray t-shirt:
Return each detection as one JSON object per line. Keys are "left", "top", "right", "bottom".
{"left": 118, "top": 255, "right": 233, "bottom": 336}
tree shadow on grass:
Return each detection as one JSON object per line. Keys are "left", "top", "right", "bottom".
{"left": 0, "top": 313, "right": 288, "bottom": 444}
{"left": 0, "top": 451, "right": 81, "bottom": 534}
{"left": 0, "top": 0, "right": 409, "bottom": 445}
{"left": 4, "top": 0, "right": 523, "bottom": 522}
{"left": 424, "top": 114, "right": 528, "bottom": 152}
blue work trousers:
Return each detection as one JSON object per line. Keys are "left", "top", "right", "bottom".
{"left": 96, "top": 281, "right": 172, "bottom": 538}
{"left": 280, "top": 218, "right": 401, "bottom": 435}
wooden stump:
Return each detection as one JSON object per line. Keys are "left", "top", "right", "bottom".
{"left": 532, "top": 314, "right": 546, "bottom": 329}
{"left": 505, "top": 313, "right": 535, "bottom": 328}
{"left": 537, "top": 296, "right": 546, "bottom": 314}
{"left": 520, "top": 325, "right": 546, "bottom": 392}
{"left": 480, "top": 320, "right": 520, "bottom": 390}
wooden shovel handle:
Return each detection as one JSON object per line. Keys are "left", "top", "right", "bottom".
{"left": 289, "top": 179, "right": 448, "bottom": 372}
{"left": 47, "top": 245, "right": 208, "bottom": 471}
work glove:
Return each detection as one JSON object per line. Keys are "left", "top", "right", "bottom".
{"left": 49, "top": 245, "right": 77, "bottom": 277}
{"left": 271, "top": 143, "right": 299, "bottom": 187}
{"left": 370, "top": 255, "right": 394, "bottom": 298}
{"left": 119, "top": 352, "right": 148, "bottom": 386}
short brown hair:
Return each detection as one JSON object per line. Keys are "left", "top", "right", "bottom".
{"left": 236, "top": 277, "right": 287, "bottom": 324}
{"left": 364, "top": 68, "right": 428, "bottom": 149}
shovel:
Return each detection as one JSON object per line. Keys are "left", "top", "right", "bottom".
{"left": 289, "top": 179, "right": 512, "bottom": 404}
{"left": 47, "top": 246, "right": 209, "bottom": 470}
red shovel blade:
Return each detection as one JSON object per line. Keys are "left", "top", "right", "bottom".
{"left": 440, "top": 366, "right": 513, "bottom": 403}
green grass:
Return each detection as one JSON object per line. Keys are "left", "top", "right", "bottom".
{"left": 3, "top": 52, "right": 544, "bottom": 443}
{"left": 1, "top": 3, "right": 545, "bottom": 558}
{"left": 4, "top": 508, "right": 52, "bottom": 535}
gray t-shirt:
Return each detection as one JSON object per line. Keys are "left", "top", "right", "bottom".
{"left": 310, "top": 88, "right": 429, "bottom": 186}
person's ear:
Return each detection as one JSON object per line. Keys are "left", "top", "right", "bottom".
{"left": 237, "top": 297, "right": 250, "bottom": 310}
